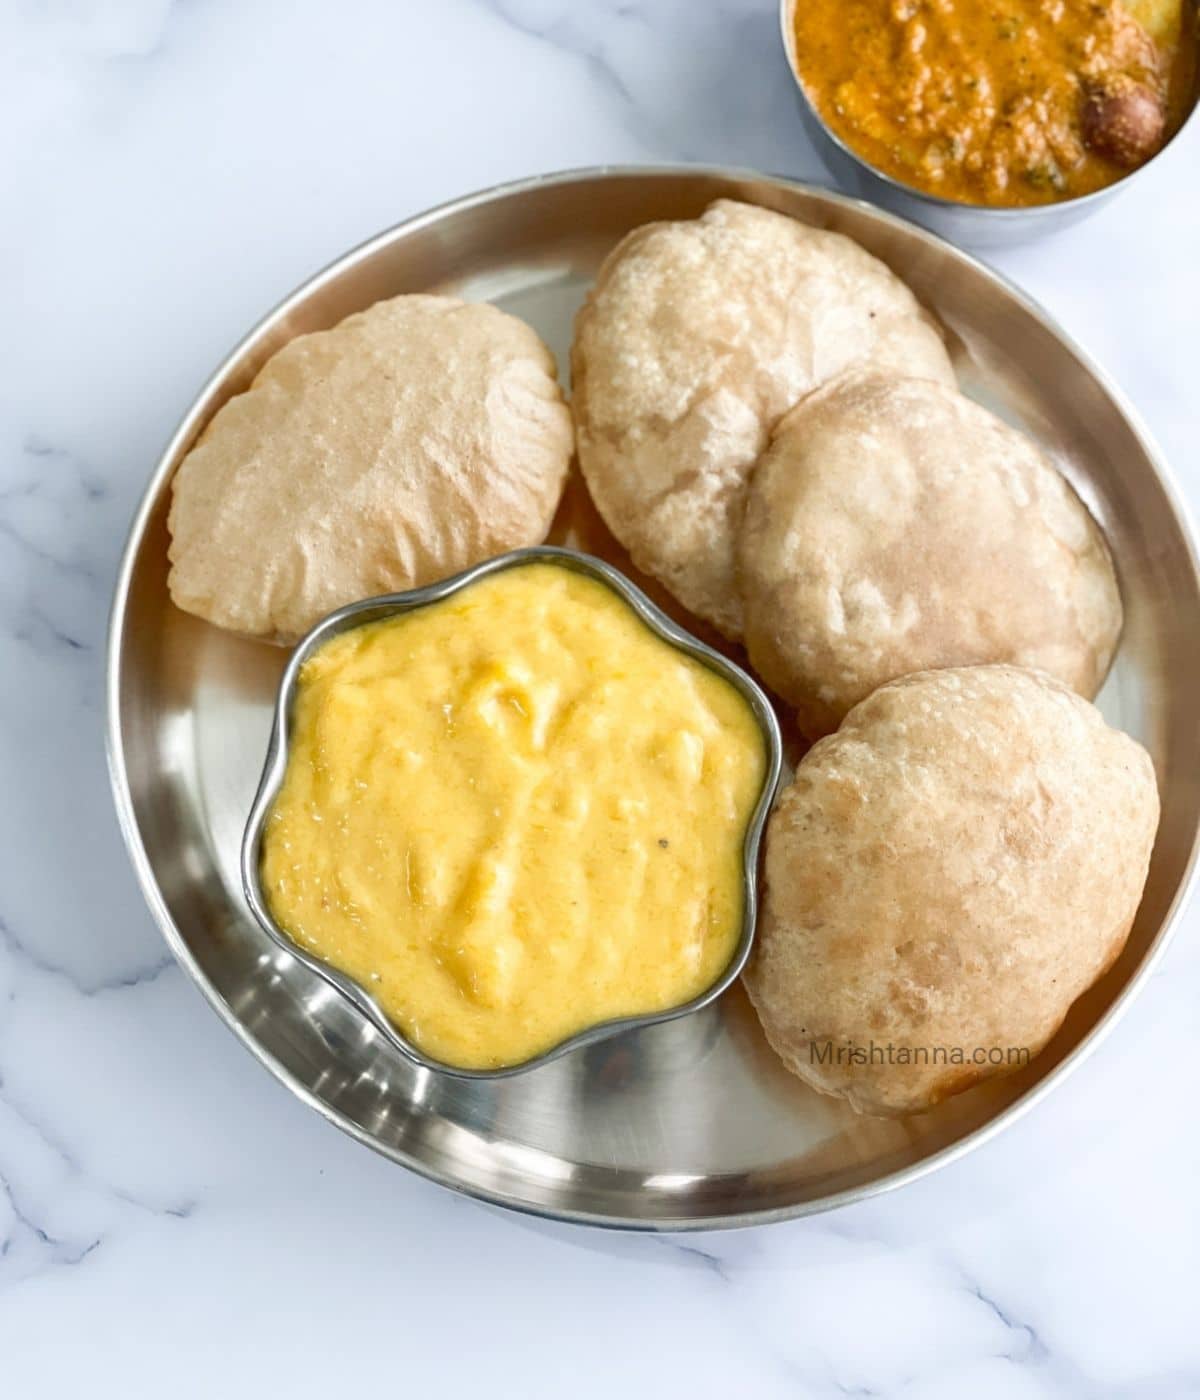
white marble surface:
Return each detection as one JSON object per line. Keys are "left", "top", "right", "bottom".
{"left": 2, "top": 1, "right": 1198, "bottom": 1394}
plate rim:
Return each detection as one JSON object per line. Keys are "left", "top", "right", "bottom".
{"left": 106, "top": 162, "right": 1200, "bottom": 1231}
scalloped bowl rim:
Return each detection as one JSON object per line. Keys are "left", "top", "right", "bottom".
{"left": 239, "top": 545, "right": 785, "bottom": 1081}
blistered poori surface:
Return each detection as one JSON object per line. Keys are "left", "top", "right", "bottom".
{"left": 571, "top": 200, "right": 954, "bottom": 639}
{"left": 739, "top": 372, "right": 1122, "bottom": 738}
{"left": 744, "top": 665, "right": 1159, "bottom": 1116}
{"left": 168, "top": 294, "right": 573, "bottom": 643}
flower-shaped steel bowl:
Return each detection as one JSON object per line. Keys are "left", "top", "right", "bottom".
{"left": 240, "top": 546, "right": 783, "bottom": 1080}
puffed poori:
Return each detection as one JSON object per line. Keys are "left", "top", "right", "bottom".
{"left": 168, "top": 294, "right": 573, "bottom": 643}
{"left": 570, "top": 199, "right": 955, "bottom": 637}
{"left": 743, "top": 665, "right": 1159, "bottom": 1117}
{"left": 738, "top": 372, "right": 1123, "bottom": 738}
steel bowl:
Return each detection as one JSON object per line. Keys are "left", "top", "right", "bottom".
{"left": 780, "top": 0, "right": 1200, "bottom": 247}
{"left": 240, "top": 546, "right": 783, "bottom": 1081}
{"left": 108, "top": 166, "right": 1200, "bottom": 1229}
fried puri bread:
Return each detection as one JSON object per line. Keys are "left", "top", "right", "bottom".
{"left": 168, "top": 294, "right": 573, "bottom": 643}
{"left": 743, "top": 665, "right": 1159, "bottom": 1117}
{"left": 738, "top": 373, "right": 1122, "bottom": 739}
{"left": 570, "top": 200, "right": 954, "bottom": 638}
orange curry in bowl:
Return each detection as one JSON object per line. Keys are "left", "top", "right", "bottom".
{"left": 790, "top": 0, "right": 1198, "bottom": 207}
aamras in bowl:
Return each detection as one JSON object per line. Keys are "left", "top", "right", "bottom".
{"left": 241, "top": 548, "right": 783, "bottom": 1079}
{"left": 780, "top": 0, "right": 1200, "bottom": 245}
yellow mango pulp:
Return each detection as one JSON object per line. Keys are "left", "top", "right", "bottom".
{"left": 261, "top": 563, "right": 766, "bottom": 1069}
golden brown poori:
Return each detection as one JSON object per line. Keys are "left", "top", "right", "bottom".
{"left": 168, "top": 294, "right": 573, "bottom": 643}
{"left": 744, "top": 665, "right": 1159, "bottom": 1116}
{"left": 570, "top": 199, "right": 954, "bottom": 638}
{"left": 738, "top": 372, "right": 1123, "bottom": 739}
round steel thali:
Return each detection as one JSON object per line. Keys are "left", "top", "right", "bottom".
{"left": 107, "top": 166, "right": 1200, "bottom": 1230}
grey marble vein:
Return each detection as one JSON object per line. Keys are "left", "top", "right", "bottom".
{"left": 0, "top": 913, "right": 174, "bottom": 999}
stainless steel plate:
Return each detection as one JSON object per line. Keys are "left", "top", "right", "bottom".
{"left": 107, "top": 166, "right": 1200, "bottom": 1230}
